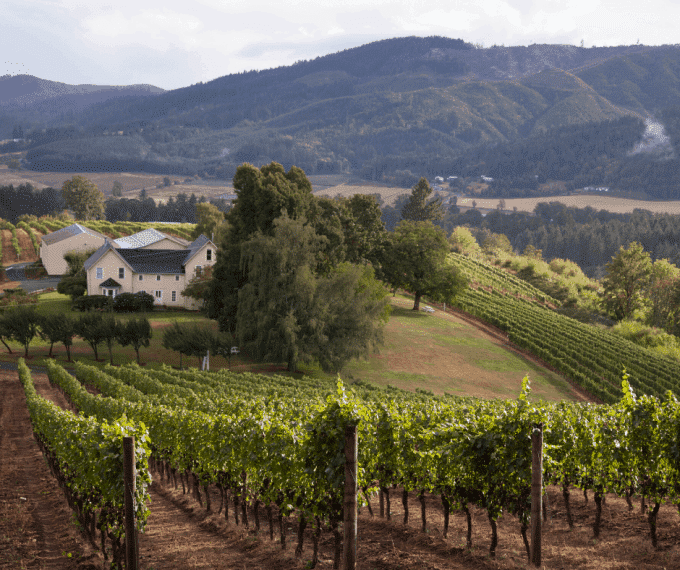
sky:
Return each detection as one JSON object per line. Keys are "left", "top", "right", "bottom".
{"left": 2, "top": 0, "right": 677, "bottom": 91}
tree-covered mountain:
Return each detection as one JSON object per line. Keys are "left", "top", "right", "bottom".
{"left": 7, "top": 37, "right": 680, "bottom": 197}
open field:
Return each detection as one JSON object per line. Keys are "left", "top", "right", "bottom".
{"left": 0, "top": 166, "right": 232, "bottom": 203}
{"left": 458, "top": 194, "right": 680, "bottom": 215}
{"left": 339, "top": 295, "right": 585, "bottom": 401}
{"left": 3, "top": 291, "right": 586, "bottom": 403}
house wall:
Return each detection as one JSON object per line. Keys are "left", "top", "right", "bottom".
{"left": 182, "top": 241, "right": 216, "bottom": 310}
{"left": 86, "top": 250, "right": 133, "bottom": 296}
{"left": 133, "top": 272, "right": 185, "bottom": 306}
{"left": 41, "top": 233, "right": 106, "bottom": 276}
{"left": 85, "top": 240, "right": 217, "bottom": 310}
{"left": 141, "top": 238, "right": 186, "bottom": 250}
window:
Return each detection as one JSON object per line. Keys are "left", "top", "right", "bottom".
{"left": 119, "top": 267, "right": 125, "bottom": 279}
{"left": 195, "top": 265, "right": 202, "bottom": 276}
{"left": 156, "top": 275, "right": 161, "bottom": 281}
{"left": 139, "top": 275, "right": 143, "bottom": 281}
{"left": 206, "top": 249, "right": 212, "bottom": 261}
{"left": 175, "top": 275, "right": 180, "bottom": 281}
{"left": 96, "top": 268, "right": 103, "bottom": 279}
{"left": 171, "top": 291, "right": 176, "bottom": 302}
{"left": 155, "top": 290, "right": 162, "bottom": 300}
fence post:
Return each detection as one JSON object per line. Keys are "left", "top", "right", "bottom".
{"left": 124, "top": 436, "right": 139, "bottom": 570}
{"left": 343, "top": 425, "right": 358, "bottom": 570}
{"left": 530, "top": 423, "right": 543, "bottom": 567}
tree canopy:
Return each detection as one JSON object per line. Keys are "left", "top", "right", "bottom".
{"left": 61, "top": 176, "right": 105, "bottom": 220}
{"left": 383, "top": 220, "right": 468, "bottom": 311}
{"left": 401, "top": 177, "right": 444, "bottom": 222}
{"left": 236, "top": 213, "right": 390, "bottom": 372}
{"left": 601, "top": 241, "right": 653, "bottom": 321}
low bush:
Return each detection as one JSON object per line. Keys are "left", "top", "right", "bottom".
{"left": 112, "top": 292, "right": 155, "bottom": 313}
{"left": 72, "top": 295, "right": 113, "bottom": 312}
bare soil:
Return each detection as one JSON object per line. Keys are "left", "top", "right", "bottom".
{"left": 3, "top": 367, "right": 680, "bottom": 569}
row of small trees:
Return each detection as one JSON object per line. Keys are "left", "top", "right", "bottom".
{"left": 0, "top": 307, "right": 152, "bottom": 364}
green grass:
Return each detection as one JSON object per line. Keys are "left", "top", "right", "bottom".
{"left": 8, "top": 291, "right": 586, "bottom": 402}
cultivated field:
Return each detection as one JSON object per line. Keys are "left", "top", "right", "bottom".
{"left": 458, "top": 194, "right": 680, "bottom": 215}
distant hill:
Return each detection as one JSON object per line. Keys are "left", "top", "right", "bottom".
{"left": 0, "top": 74, "right": 164, "bottom": 110}
{"left": 7, "top": 37, "right": 680, "bottom": 198}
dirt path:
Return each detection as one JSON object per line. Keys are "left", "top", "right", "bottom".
{"left": 0, "top": 370, "right": 99, "bottom": 569}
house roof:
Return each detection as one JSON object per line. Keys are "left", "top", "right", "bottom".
{"left": 100, "top": 278, "right": 121, "bottom": 288}
{"left": 83, "top": 240, "right": 116, "bottom": 272}
{"left": 117, "top": 249, "right": 189, "bottom": 274}
{"left": 40, "top": 223, "right": 107, "bottom": 245}
{"left": 83, "top": 234, "right": 215, "bottom": 275}
{"left": 113, "top": 228, "right": 189, "bottom": 249}
{"left": 184, "top": 234, "right": 211, "bottom": 262}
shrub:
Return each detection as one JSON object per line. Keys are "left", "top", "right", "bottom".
{"left": 112, "top": 292, "right": 155, "bottom": 313}
{"left": 72, "top": 295, "right": 113, "bottom": 312}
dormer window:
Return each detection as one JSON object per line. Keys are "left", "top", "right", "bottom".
{"left": 119, "top": 268, "right": 125, "bottom": 279}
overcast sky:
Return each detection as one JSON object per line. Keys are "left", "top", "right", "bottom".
{"left": 3, "top": 0, "right": 675, "bottom": 91}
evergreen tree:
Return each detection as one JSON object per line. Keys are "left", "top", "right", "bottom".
{"left": 401, "top": 177, "right": 444, "bottom": 222}
{"left": 601, "top": 241, "right": 653, "bottom": 321}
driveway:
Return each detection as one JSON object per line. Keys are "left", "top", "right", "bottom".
{"left": 4, "top": 263, "right": 62, "bottom": 293}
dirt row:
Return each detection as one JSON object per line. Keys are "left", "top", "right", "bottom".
{"left": 3, "top": 368, "right": 680, "bottom": 569}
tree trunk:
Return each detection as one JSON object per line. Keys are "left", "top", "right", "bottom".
{"left": 463, "top": 504, "right": 472, "bottom": 548}
{"left": 413, "top": 292, "right": 422, "bottom": 311}
{"left": 521, "top": 520, "right": 530, "bottom": 561}
{"left": 441, "top": 494, "right": 450, "bottom": 538}
{"left": 332, "top": 519, "right": 342, "bottom": 570}
{"left": 381, "top": 486, "right": 391, "bottom": 521}
{"left": 278, "top": 511, "right": 286, "bottom": 549}
{"left": 402, "top": 489, "right": 409, "bottom": 525}
{"left": 488, "top": 510, "right": 497, "bottom": 558}
{"left": 362, "top": 489, "right": 374, "bottom": 517}
{"left": 419, "top": 490, "right": 427, "bottom": 532}
{"left": 648, "top": 502, "right": 661, "bottom": 548}
{"left": 311, "top": 517, "right": 322, "bottom": 569}
{"left": 267, "top": 505, "right": 274, "bottom": 540}
{"left": 562, "top": 484, "right": 574, "bottom": 529}
{"left": 593, "top": 490, "right": 603, "bottom": 538}
{"left": 295, "top": 514, "right": 307, "bottom": 558}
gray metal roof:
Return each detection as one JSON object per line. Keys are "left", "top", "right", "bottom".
{"left": 184, "top": 234, "right": 210, "bottom": 262}
{"left": 113, "top": 228, "right": 188, "bottom": 249}
{"left": 40, "top": 223, "right": 107, "bottom": 245}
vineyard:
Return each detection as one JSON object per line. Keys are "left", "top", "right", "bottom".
{"left": 0, "top": 218, "right": 197, "bottom": 272}
{"left": 10, "top": 353, "right": 680, "bottom": 568}
{"left": 447, "top": 252, "right": 680, "bottom": 403}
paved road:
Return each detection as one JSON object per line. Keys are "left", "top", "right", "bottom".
{"left": 4, "top": 263, "right": 62, "bottom": 293}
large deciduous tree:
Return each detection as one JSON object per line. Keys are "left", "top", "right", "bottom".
{"left": 192, "top": 202, "right": 226, "bottom": 241}
{"left": 401, "top": 177, "right": 444, "bottom": 222}
{"left": 601, "top": 241, "right": 653, "bottom": 321}
{"left": 383, "top": 220, "right": 468, "bottom": 311}
{"left": 61, "top": 176, "right": 105, "bottom": 220}
{"left": 206, "top": 162, "right": 317, "bottom": 333}
{"left": 236, "top": 213, "right": 390, "bottom": 373}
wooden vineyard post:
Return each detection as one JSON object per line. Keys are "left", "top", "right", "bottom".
{"left": 344, "top": 425, "right": 358, "bottom": 570}
{"left": 530, "top": 423, "right": 543, "bottom": 567}
{"left": 124, "top": 436, "right": 139, "bottom": 570}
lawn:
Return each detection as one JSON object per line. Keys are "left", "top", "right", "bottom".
{"left": 6, "top": 291, "right": 586, "bottom": 402}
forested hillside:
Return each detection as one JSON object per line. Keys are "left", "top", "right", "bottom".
{"left": 6, "top": 38, "right": 680, "bottom": 198}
